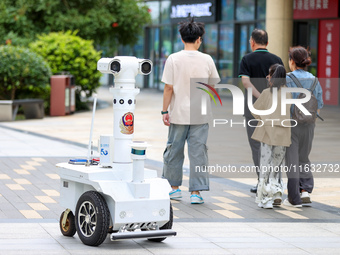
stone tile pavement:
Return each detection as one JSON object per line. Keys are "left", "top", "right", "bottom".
{"left": 0, "top": 87, "right": 340, "bottom": 254}
{"left": 1, "top": 221, "right": 340, "bottom": 255}
{"left": 1, "top": 156, "right": 339, "bottom": 222}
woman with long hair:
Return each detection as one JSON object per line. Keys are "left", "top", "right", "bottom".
{"left": 251, "top": 64, "right": 292, "bottom": 209}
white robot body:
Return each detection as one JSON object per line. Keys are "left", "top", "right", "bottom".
{"left": 58, "top": 56, "right": 175, "bottom": 246}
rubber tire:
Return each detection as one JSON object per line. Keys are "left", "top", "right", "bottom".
{"left": 148, "top": 203, "right": 173, "bottom": 242}
{"left": 75, "top": 191, "right": 110, "bottom": 246}
{"left": 59, "top": 210, "right": 76, "bottom": 237}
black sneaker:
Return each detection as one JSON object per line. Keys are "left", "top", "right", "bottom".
{"left": 250, "top": 185, "right": 257, "bottom": 193}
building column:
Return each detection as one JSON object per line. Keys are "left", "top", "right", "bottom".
{"left": 266, "top": 0, "right": 294, "bottom": 70}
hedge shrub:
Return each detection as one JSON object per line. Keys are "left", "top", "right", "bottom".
{"left": 0, "top": 45, "right": 52, "bottom": 100}
{"left": 29, "top": 31, "right": 102, "bottom": 110}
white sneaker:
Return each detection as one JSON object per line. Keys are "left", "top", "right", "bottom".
{"left": 301, "top": 192, "right": 312, "bottom": 206}
{"left": 190, "top": 194, "right": 204, "bottom": 204}
{"left": 273, "top": 193, "right": 282, "bottom": 206}
{"left": 283, "top": 198, "right": 302, "bottom": 208}
{"left": 169, "top": 189, "right": 182, "bottom": 200}
{"left": 258, "top": 201, "right": 273, "bottom": 209}
{"left": 301, "top": 192, "right": 311, "bottom": 202}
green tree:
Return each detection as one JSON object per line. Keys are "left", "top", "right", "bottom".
{"left": 0, "top": 0, "right": 150, "bottom": 53}
{"left": 29, "top": 31, "right": 102, "bottom": 110}
{"left": 0, "top": 45, "right": 51, "bottom": 100}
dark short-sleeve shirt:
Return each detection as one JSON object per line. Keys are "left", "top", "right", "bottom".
{"left": 238, "top": 49, "right": 284, "bottom": 118}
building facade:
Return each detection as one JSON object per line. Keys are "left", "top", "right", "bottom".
{"left": 293, "top": 0, "right": 339, "bottom": 105}
{"left": 119, "top": 0, "right": 340, "bottom": 106}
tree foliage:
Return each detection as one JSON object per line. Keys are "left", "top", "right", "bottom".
{"left": 29, "top": 31, "right": 102, "bottom": 110}
{"left": 0, "top": 45, "right": 51, "bottom": 100}
{"left": 0, "top": 0, "right": 151, "bottom": 52}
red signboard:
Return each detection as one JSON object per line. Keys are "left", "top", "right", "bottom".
{"left": 294, "top": 0, "right": 339, "bottom": 19}
{"left": 318, "top": 19, "right": 339, "bottom": 105}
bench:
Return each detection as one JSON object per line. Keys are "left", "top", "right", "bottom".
{"left": 0, "top": 99, "right": 44, "bottom": 121}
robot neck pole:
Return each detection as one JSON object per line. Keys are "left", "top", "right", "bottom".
{"left": 110, "top": 86, "right": 140, "bottom": 164}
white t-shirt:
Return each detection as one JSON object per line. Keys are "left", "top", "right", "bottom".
{"left": 161, "top": 50, "right": 220, "bottom": 125}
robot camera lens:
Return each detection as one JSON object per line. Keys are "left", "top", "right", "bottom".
{"left": 141, "top": 62, "right": 151, "bottom": 74}
{"left": 111, "top": 61, "right": 121, "bottom": 73}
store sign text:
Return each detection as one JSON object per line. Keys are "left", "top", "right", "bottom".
{"left": 171, "top": 2, "right": 213, "bottom": 18}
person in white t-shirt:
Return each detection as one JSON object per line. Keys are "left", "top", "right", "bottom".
{"left": 161, "top": 18, "right": 220, "bottom": 204}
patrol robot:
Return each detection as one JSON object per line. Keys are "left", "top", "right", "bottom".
{"left": 57, "top": 57, "right": 175, "bottom": 246}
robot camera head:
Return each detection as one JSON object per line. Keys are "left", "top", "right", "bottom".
{"left": 97, "top": 57, "right": 153, "bottom": 78}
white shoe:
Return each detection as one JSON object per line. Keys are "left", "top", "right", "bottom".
{"left": 273, "top": 193, "right": 282, "bottom": 206}
{"left": 283, "top": 198, "right": 302, "bottom": 208}
{"left": 258, "top": 201, "right": 273, "bottom": 209}
{"left": 169, "top": 189, "right": 182, "bottom": 200}
{"left": 190, "top": 194, "right": 204, "bottom": 204}
{"left": 301, "top": 191, "right": 311, "bottom": 202}
{"left": 301, "top": 191, "right": 312, "bottom": 206}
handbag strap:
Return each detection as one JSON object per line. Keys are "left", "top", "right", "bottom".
{"left": 287, "top": 73, "right": 318, "bottom": 93}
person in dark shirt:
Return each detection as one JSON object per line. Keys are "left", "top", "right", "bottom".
{"left": 238, "top": 29, "right": 284, "bottom": 194}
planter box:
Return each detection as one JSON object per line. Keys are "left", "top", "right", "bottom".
{"left": 0, "top": 99, "right": 44, "bottom": 121}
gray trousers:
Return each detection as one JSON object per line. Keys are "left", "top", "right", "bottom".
{"left": 162, "top": 123, "right": 209, "bottom": 192}
{"left": 285, "top": 123, "right": 315, "bottom": 205}
{"left": 245, "top": 117, "right": 261, "bottom": 178}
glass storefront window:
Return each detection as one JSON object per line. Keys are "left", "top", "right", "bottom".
{"left": 146, "top": 1, "right": 160, "bottom": 25}
{"left": 173, "top": 25, "right": 183, "bottom": 52}
{"left": 248, "top": 24, "right": 254, "bottom": 43}
{"left": 202, "top": 24, "right": 218, "bottom": 61}
{"left": 159, "top": 25, "right": 172, "bottom": 89}
{"left": 221, "top": 0, "right": 234, "bottom": 21}
{"left": 128, "top": 0, "right": 268, "bottom": 88}
{"left": 308, "top": 21, "right": 318, "bottom": 75}
{"left": 148, "top": 28, "right": 160, "bottom": 88}
{"left": 161, "top": 26, "right": 172, "bottom": 58}
{"left": 256, "top": 21, "right": 265, "bottom": 30}
{"left": 236, "top": 0, "right": 255, "bottom": 20}
{"left": 293, "top": 21, "right": 318, "bottom": 76}
{"left": 239, "top": 25, "right": 248, "bottom": 62}
{"left": 161, "top": 1, "right": 171, "bottom": 24}
{"left": 219, "top": 24, "right": 234, "bottom": 81}
{"left": 256, "top": 0, "right": 266, "bottom": 20}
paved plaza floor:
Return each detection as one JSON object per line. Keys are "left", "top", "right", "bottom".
{"left": 0, "top": 87, "right": 339, "bottom": 254}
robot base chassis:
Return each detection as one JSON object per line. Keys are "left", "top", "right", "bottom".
{"left": 58, "top": 162, "right": 175, "bottom": 246}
